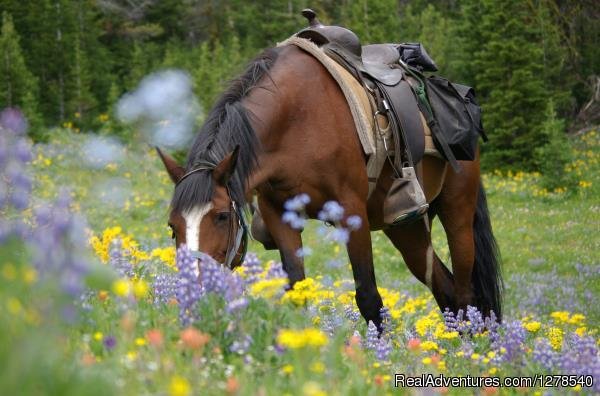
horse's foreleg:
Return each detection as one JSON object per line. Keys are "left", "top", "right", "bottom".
{"left": 342, "top": 199, "right": 384, "bottom": 330}
{"left": 257, "top": 199, "right": 305, "bottom": 285}
{"left": 384, "top": 220, "right": 456, "bottom": 312}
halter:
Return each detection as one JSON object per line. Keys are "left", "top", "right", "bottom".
{"left": 177, "top": 165, "right": 248, "bottom": 269}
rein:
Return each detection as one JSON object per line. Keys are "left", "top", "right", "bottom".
{"left": 177, "top": 166, "right": 248, "bottom": 269}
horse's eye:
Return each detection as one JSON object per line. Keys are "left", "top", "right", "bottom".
{"left": 216, "top": 212, "right": 230, "bottom": 223}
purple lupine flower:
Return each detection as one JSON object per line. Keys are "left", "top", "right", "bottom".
{"left": 495, "top": 320, "right": 526, "bottom": 363}
{"left": 443, "top": 308, "right": 458, "bottom": 332}
{"left": 327, "top": 228, "right": 350, "bottom": 244}
{"left": 380, "top": 306, "right": 392, "bottom": 335}
{"left": 103, "top": 335, "right": 117, "bottom": 350}
{"left": 284, "top": 194, "right": 310, "bottom": 212}
{"left": 9, "top": 186, "right": 29, "bottom": 210}
{"left": 29, "top": 193, "right": 93, "bottom": 302}
{"left": 558, "top": 334, "right": 600, "bottom": 392}
{"left": 346, "top": 215, "right": 362, "bottom": 231}
{"left": 344, "top": 305, "right": 361, "bottom": 322}
{"left": 230, "top": 335, "right": 253, "bottom": 355}
{"left": 325, "top": 259, "right": 344, "bottom": 270}
{"left": 0, "top": 135, "right": 8, "bottom": 168}
{"left": 109, "top": 239, "right": 134, "bottom": 278}
{"left": 223, "top": 271, "right": 245, "bottom": 302}
{"left": 320, "top": 305, "right": 343, "bottom": 336}
{"left": 0, "top": 183, "right": 7, "bottom": 210}
{"left": 460, "top": 339, "right": 474, "bottom": 357}
{"left": 466, "top": 305, "right": 485, "bottom": 335}
{"left": 226, "top": 297, "right": 249, "bottom": 314}
{"left": 14, "top": 138, "right": 32, "bottom": 163}
{"left": 199, "top": 256, "right": 229, "bottom": 295}
{"left": 0, "top": 107, "right": 28, "bottom": 135}
{"left": 295, "top": 246, "right": 313, "bottom": 258}
{"left": 532, "top": 338, "right": 558, "bottom": 370}
{"left": 375, "top": 336, "right": 392, "bottom": 361}
{"left": 282, "top": 210, "right": 306, "bottom": 230}
{"left": 242, "top": 253, "right": 263, "bottom": 285}
{"left": 366, "top": 320, "right": 379, "bottom": 350}
{"left": 485, "top": 310, "right": 500, "bottom": 344}
{"left": 153, "top": 272, "right": 178, "bottom": 305}
{"left": 175, "top": 245, "right": 202, "bottom": 326}
{"left": 318, "top": 201, "right": 344, "bottom": 222}
{"left": 265, "top": 260, "right": 288, "bottom": 281}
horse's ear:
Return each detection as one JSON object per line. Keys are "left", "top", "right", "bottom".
{"left": 155, "top": 147, "right": 185, "bottom": 184}
{"left": 213, "top": 145, "right": 240, "bottom": 186}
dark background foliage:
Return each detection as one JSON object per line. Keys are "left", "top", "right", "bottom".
{"left": 0, "top": 0, "right": 598, "bottom": 170}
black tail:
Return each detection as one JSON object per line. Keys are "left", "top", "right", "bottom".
{"left": 472, "top": 182, "right": 503, "bottom": 320}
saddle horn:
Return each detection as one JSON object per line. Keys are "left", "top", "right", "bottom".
{"left": 301, "top": 9, "right": 322, "bottom": 27}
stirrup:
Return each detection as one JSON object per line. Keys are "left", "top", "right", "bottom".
{"left": 383, "top": 166, "right": 428, "bottom": 226}
{"left": 386, "top": 203, "right": 429, "bottom": 226}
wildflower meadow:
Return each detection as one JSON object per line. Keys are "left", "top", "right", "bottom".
{"left": 0, "top": 103, "right": 598, "bottom": 396}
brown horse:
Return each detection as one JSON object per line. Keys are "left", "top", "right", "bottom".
{"left": 157, "top": 44, "right": 502, "bottom": 329}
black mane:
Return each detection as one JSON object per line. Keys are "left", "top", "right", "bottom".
{"left": 171, "top": 47, "right": 280, "bottom": 212}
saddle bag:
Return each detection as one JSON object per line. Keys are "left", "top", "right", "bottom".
{"left": 425, "top": 76, "right": 487, "bottom": 161}
{"left": 397, "top": 43, "right": 438, "bottom": 72}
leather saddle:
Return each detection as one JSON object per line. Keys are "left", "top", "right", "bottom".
{"left": 297, "top": 9, "right": 403, "bottom": 86}
{"left": 296, "top": 9, "right": 425, "bottom": 166}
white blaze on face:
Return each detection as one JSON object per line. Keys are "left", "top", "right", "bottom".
{"left": 183, "top": 203, "right": 213, "bottom": 277}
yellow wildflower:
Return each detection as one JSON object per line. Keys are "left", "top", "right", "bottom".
{"left": 550, "top": 311, "right": 569, "bottom": 323}
{"left": 90, "top": 226, "right": 150, "bottom": 263}
{"left": 420, "top": 341, "right": 439, "bottom": 351}
{"left": 277, "top": 328, "right": 328, "bottom": 349}
{"left": 281, "top": 364, "right": 294, "bottom": 374}
{"left": 112, "top": 279, "right": 131, "bottom": 297}
{"left": 433, "top": 323, "right": 459, "bottom": 339}
{"left": 7, "top": 298, "right": 22, "bottom": 315}
{"left": 23, "top": 268, "right": 37, "bottom": 284}
{"left": 302, "top": 381, "right": 326, "bottom": 396}
{"left": 281, "top": 278, "right": 333, "bottom": 306}
{"left": 93, "top": 332, "right": 103, "bottom": 341}
{"left": 135, "top": 337, "right": 147, "bottom": 347}
{"left": 151, "top": 246, "right": 176, "bottom": 268}
{"left": 547, "top": 327, "right": 563, "bottom": 350}
{"left": 250, "top": 278, "right": 288, "bottom": 299}
{"left": 310, "top": 361, "right": 325, "bottom": 373}
{"left": 169, "top": 376, "right": 191, "bottom": 396}
{"left": 133, "top": 279, "right": 149, "bottom": 299}
{"left": 524, "top": 321, "right": 541, "bottom": 332}
{"left": 568, "top": 314, "right": 585, "bottom": 325}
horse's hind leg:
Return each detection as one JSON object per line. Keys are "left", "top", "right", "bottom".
{"left": 384, "top": 219, "right": 456, "bottom": 311}
{"left": 436, "top": 161, "right": 480, "bottom": 312}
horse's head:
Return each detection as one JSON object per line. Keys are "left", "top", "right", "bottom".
{"left": 156, "top": 146, "right": 247, "bottom": 272}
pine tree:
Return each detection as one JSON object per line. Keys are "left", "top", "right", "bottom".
{"left": 458, "top": 0, "right": 549, "bottom": 169}
{"left": 344, "top": 0, "right": 400, "bottom": 43}
{"left": 534, "top": 99, "right": 573, "bottom": 190}
{"left": 0, "top": 12, "right": 41, "bottom": 132}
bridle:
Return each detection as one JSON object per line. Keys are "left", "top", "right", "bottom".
{"left": 175, "top": 164, "right": 249, "bottom": 269}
